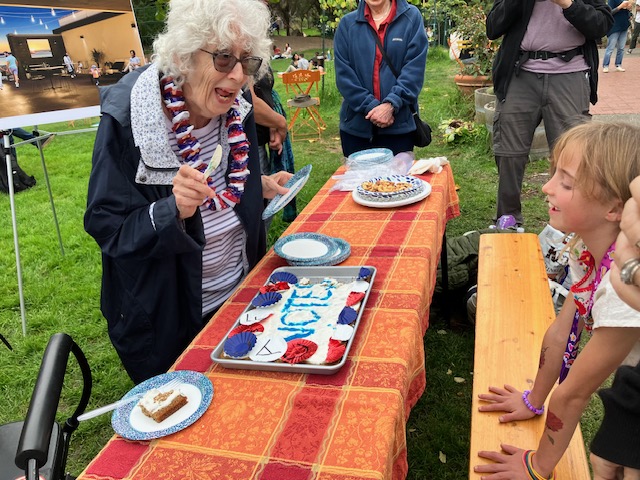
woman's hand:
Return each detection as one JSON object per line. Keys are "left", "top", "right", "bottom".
{"left": 262, "top": 171, "right": 292, "bottom": 199}
{"left": 172, "top": 164, "right": 215, "bottom": 220}
{"left": 478, "top": 384, "right": 538, "bottom": 423}
{"left": 366, "top": 103, "right": 395, "bottom": 128}
{"left": 269, "top": 128, "right": 285, "bottom": 154}
{"left": 475, "top": 444, "right": 530, "bottom": 479}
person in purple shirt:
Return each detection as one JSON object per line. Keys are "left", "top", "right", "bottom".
{"left": 485, "top": 0, "right": 613, "bottom": 227}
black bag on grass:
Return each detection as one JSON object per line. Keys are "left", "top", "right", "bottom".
{"left": 0, "top": 153, "right": 36, "bottom": 194}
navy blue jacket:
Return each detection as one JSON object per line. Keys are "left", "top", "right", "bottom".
{"left": 608, "top": 0, "right": 631, "bottom": 35}
{"left": 84, "top": 67, "right": 266, "bottom": 383}
{"left": 487, "top": 0, "right": 613, "bottom": 105}
{"left": 334, "top": 0, "right": 428, "bottom": 138}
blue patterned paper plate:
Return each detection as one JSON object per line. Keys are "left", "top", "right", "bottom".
{"left": 288, "top": 237, "right": 351, "bottom": 267}
{"left": 262, "top": 164, "right": 312, "bottom": 220}
{"left": 346, "top": 148, "right": 393, "bottom": 169}
{"left": 111, "top": 370, "right": 213, "bottom": 441}
{"left": 274, "top": 232, "right": 339, "bottom": 264}
{"left": 356, "top": 174, "right": 424, "bottom": 200}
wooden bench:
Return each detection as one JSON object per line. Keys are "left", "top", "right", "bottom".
{"left": 469, "top": 233, "right": 590, "bottom": 478}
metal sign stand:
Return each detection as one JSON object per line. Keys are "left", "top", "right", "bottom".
{"left": 4, "top": 133, "right": 27, "bottom": 336}
{"left": 34, "top": 126, "right": 64, "bottom": 256}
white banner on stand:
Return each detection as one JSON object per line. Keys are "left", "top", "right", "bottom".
{"left": 1, "top": 0, "right": 146, "bottom": 334}
{"left": 0, "top": 0, "right": 145, "bottom": 129}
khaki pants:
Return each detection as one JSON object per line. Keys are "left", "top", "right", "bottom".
{"left": 493, "top": 69, "right": 591, "bottom": 223}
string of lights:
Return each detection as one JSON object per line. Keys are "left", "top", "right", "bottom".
{"left": 0, "top": 8, "right": 77, "bottom": 28}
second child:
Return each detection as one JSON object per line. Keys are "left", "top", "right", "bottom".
{"left": 474, "top": 122, "right": 640, "bottom": 479}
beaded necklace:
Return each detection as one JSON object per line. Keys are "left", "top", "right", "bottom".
{"left": 160, "top": 76, "right": 250, "bottom": 211}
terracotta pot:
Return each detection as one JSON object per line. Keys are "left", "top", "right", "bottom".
{"left": 454, "top": 74, "right": 492, "bottom": 96}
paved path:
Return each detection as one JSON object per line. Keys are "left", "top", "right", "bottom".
{"left": 591, "top": 48, "right": 640, "bottom": 124}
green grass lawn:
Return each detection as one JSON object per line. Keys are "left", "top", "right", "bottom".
{"left": 0, "top": 47, "right": 602, "bottom": 478}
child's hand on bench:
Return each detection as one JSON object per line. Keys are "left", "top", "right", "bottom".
{"left": 477, "top": 384, "right": 538, "bottom": 423}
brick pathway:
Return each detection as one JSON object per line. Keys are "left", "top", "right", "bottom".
{"left": 591, "top": 48, "right": 640, "bottom": 117}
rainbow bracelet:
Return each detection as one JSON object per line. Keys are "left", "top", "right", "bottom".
{"left": 522, "top": 450, "right": 556, "bottom": 480}
{"left": 522, "top": 389, "right": 545, "bottom": 415}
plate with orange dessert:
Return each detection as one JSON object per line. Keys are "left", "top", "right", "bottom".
{"left": 112, "top": 370, "right": 213, "bottom": 440}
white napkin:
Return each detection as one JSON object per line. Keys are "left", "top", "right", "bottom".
{"left": 408, "top": 157, "right": 449, "bottom": 175}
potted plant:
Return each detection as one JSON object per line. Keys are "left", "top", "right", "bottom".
{"left": 450, "top": 5, "right": 499, "bottom": 96}
{"left": 91, "top": 49, "right": 105, "bottom": 70}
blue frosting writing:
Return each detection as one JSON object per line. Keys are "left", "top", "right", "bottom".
{"left": 277, "top": 286, "right": 337, "bottom": 342}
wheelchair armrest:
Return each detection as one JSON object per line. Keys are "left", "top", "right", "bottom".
{"left": 15, "top": 332, "right": 93, "bottom": 480}
{"left": 15, "top": 333, "right": 73, "bottom": 472}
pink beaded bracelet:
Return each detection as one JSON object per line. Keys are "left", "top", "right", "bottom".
{"left": 522, "top": 390, "right": 544, "bottom": 415}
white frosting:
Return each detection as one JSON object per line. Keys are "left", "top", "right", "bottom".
{"left": 138, "top": 388, "right": 184, "bottom": 414}
{"left": 246, "top": 279, "right": 364, "bottom": 364}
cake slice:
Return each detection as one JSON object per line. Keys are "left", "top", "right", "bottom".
{"left": 138, "top": 388, "right": 188, "bottom": 423}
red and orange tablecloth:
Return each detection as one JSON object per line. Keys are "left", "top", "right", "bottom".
{"left": 78, "top": 165, "right": 460, "bottom": 480}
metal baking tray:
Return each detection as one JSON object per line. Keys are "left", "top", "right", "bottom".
{"left": 210, "top": 265, "right": 376, "bottom": 375}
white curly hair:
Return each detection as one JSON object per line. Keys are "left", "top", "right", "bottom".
{"left": 152, "top": 0, "right": 271, "bottom": 86}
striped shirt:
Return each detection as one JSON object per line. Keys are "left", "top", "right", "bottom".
{"left": 166, "top": 116, "right": 247, "bottom": 316}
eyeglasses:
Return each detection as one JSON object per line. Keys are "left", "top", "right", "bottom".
{"left": 199, "top": 49, "right": 263, "bottom": 76}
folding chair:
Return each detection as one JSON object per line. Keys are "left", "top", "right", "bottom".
{"left": 0, "top": 333, "right": 92, "bottom": 480}
{"left": 281, "top": 70, "right": 326, "bottom": 140}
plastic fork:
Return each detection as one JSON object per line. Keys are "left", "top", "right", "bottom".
{"left": 78, "top": 378, "right": 182, "bottom": 421}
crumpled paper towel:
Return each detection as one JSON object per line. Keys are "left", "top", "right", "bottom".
{"left": 408, "top": 156, "right": 449, "bottom": 175}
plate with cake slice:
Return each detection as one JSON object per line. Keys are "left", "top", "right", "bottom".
{"left": 112, "top": 370, "right": 213, "bottom": 440}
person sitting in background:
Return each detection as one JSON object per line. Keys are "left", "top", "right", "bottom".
{"left": 309, "top": 58, "right": 324, "bottom": 72}
{"left": 122, "top": 50, "right": 141, "bottom": 73}
{"left": 272, "top": 45, "right": 283, "bottom": 59}
{"left": 297, "top": 52, "right": 310, "bottom": 70}
{"left": 84, "top": 0, "right": 290, "bottom": 384}
{"left": 283, "top": 43, "right": 292, "bottom": 58}
{"left": 284, "top": 53, "right": 300, "bottom": 73}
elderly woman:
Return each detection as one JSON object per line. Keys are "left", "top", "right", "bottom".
{"left": 84, "top": 0, "right": 289, "bottom": 383}
{"left": 334, "top": 0, "right": 428, "bottom": 156}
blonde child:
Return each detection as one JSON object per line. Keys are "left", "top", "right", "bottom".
{"left": 474, "top": 122, "right": 640, "bottom": 479}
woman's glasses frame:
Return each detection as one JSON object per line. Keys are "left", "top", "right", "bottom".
{"left": 199, "top": 49, "right": 263, "bottom": 76}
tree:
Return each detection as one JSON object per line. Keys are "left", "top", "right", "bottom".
{"left": 319, "top": 0, "right": 490, "bottom": 30}
{"left": 131, "top": 0, "right": 166, "bottom": 51}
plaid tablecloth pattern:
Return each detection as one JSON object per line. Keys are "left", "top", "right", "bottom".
{"left": 79, "top": 165, "right": 459, "bottom": 480}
